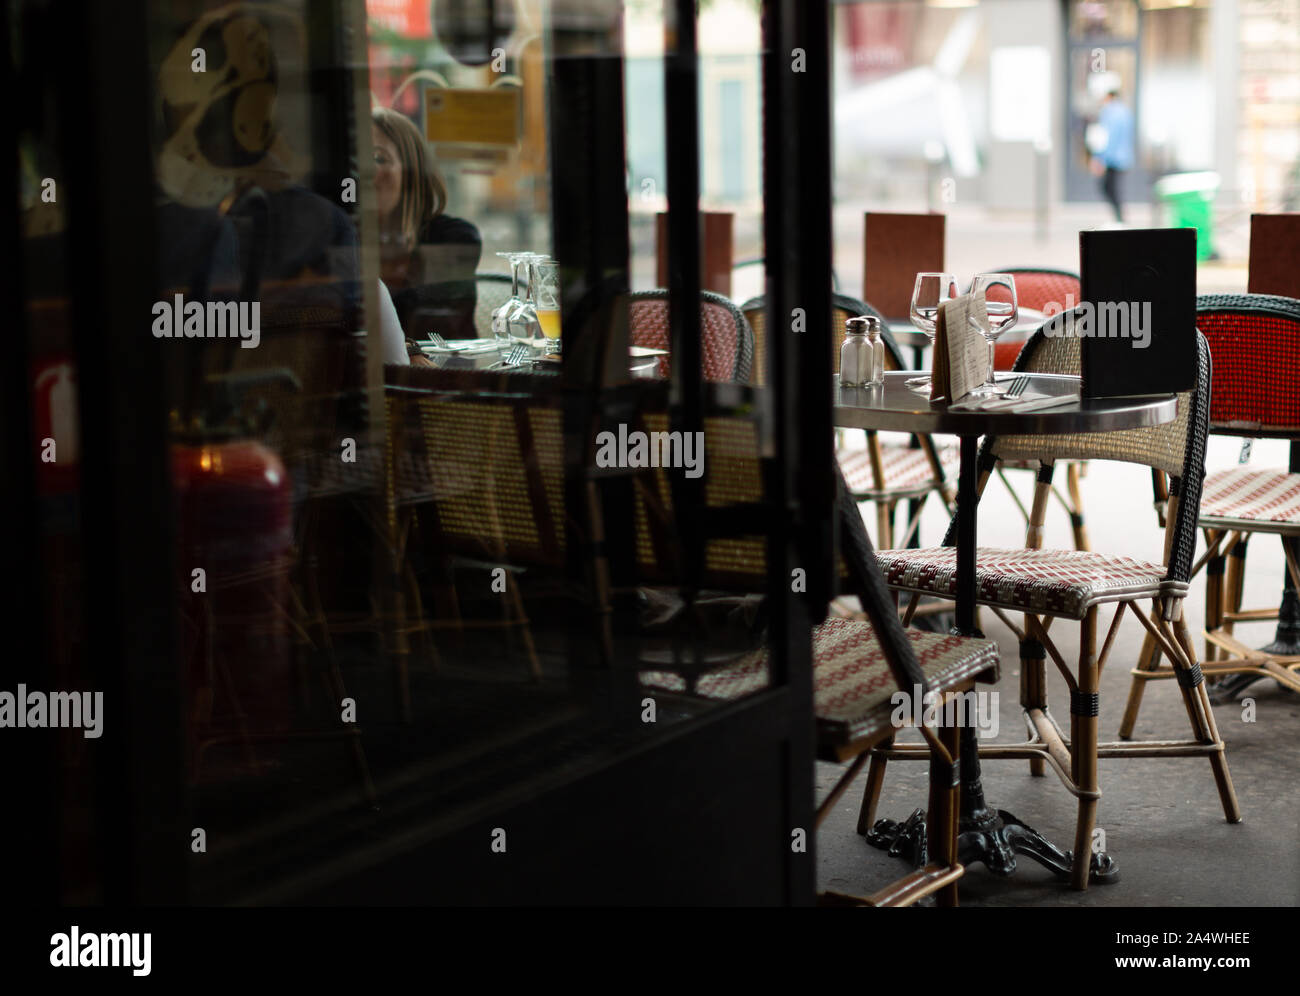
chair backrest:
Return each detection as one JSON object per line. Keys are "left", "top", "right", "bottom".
{"left": 1194, "top": 292, "right": 1300, "bottom": 435}
{"left": 988, "top": 267, "right": 1082, "bottom": 371}
{"left": 215, "top": 289, "right": 364, "bottom": 478}
{"left": 631, "top": 398, "right": 927, "bottom": 691}
{"left": 740, "top": 292, "right": 901, "bottom": 386}
{"left": 632, "top": 410, "right": 768, "bottom": 589}
{"left": 384, "top": 371, "right": 566, "bottom": 568}
{"left": 473, "top": 272, "right": 514, "bottom": 338}
{"left": 627, "top": 289, "right": 754, "bottom": 382}
{"left": 978, "top": 312, "right": 1211, "bottom": 585}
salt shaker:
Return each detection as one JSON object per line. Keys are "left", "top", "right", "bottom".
{"left": 841, "top": 315, "right": 885, "bottom": 387}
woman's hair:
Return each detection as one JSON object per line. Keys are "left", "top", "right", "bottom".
{"left": 371, "top": 106, "right": 447, "bottom": 247}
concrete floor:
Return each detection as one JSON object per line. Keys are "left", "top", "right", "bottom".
{"left": 818, "top": 435, "right": 1300, "bottom": 906}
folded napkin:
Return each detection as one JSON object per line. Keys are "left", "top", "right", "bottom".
{"left": 420, "top": 339, "right": 501, "bottom": 355}
{"left": 948, "top": 391, "right": 1078, "bottom": 413}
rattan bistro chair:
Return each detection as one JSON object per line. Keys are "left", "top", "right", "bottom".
{"left": 868, "top": 319, "right": 1241, "bottom": 890}
{"left": 632, "top": 407, "right": 999, "bottom": 906}
{"left": 742, "top": 292, "right": 957, "bottom": 549}
{"left": 627, "top": 289, "right": 754, "bottom": 382}
{"left": 987, "top": 267, "right": 1092, "bottom": 551}
{"left": 382, "top": 369, "right": 563, "bottom": 708}
{"left": 1121, "top": 294, "right": 1300, "bottom": 733}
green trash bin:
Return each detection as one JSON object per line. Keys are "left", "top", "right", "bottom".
{"left": 1153, "top": 171, "right": 1220, "bottom": 261}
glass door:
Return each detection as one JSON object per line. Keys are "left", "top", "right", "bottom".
{"left": 6, "top": 0, "right": 835, "bottom": 906}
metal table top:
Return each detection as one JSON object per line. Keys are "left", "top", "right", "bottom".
{"left": 834, "top": 371, "right": 1178, "bottom": 436}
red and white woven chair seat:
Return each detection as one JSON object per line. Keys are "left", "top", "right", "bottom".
{"left": 876, "top": 546, "right": 1179, "bottom": 619}
{"left": 837, "top": 443, "right": 959, "bottom": 499}
{"left": 1199, "top": 466, "right": 1300, "bottom": 533}
{"left": 640, "top": 617, "right": 997, "bottom": 747}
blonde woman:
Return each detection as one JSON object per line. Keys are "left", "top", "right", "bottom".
{"left": 372, "top": 107, "right": 482, "bottom": 340}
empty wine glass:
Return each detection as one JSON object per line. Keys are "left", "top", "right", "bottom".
{"left": 492, "top": 251, "right": 528, "bottom": 350}
{"left": 967, "top": 273, "right": 1019, "bottom": 396}
{"left": 907, "top": 272, "right": 960, "bottom": 392}
{"left": 506, "top": 253, "right": 545, "bottom": 349}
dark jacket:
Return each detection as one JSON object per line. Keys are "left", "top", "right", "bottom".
{"left": 387, "top": 214, "right": 481, "bottom": 340}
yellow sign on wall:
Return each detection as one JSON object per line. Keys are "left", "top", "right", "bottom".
{"left": 423, "top": 87, "right": 520, "bottom": 148}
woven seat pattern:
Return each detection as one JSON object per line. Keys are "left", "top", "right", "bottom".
{"left": 876, "top": 546, "right": 1176, "bottom": 618}
{"left": 641, "top": 616, "right": 998, "bottom": 745}
{"left": 838, "top": 441, "right": 959, "bottom": 498}
{"left": 1200, "top": 466, "right": 1300, "bottom": 529}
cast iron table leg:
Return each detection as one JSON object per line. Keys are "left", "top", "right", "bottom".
{"left": 868, "top": 433, "right": 1119, "bottom": 884}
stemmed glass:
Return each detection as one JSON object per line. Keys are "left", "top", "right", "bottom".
{"left": 492, "top": 251, "right": 528, "bottom": 350}
{"left": 906, "top": 272, "right": 960, "bottom": 393}
{"left": 506, "top": 252, "right": 545, "bottom": 349}
{"left": 966, "top": 273, "right": 1019, "bottom": 396}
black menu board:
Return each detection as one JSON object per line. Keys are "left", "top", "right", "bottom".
{"left": 1079, "top": 228, "right": 1197, "bottom": 398}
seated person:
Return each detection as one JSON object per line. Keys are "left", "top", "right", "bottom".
{"left": 371, "top": 107, "right": 482, "bottom": 340}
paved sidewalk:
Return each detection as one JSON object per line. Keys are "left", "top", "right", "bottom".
{"left": 818, "top": 436, "right": 1300, "bottom": 906}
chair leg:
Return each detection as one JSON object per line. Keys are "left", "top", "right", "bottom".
{"left": 1170, "top": 616, "right": 1242, "bottom": 824}
{"left": 1118, "top": 629, "right": 1161, "bottom": 740}
{"left": 317, "top": 649, "right": 379, "bottom": 809}
{"left": 876, "top": 501, "right": 894, "bottom": 550}
{"left": 1065, "top": 463, "right": 1090, "bottom": 551}
{"left": 930, "top": 722, "right": 961, "bottom": 908}
{"left": 1222, "top": 537, "right": 1249, "bottom": 642}
{"left": 1019, "top": 621, "right": 1048, "bottom": 776}
{"left": 507, "top": 577, "right": 543, "bottom": 680}
{"left": 857, "top": 736, "right": 892, "bottom": 835}
{"left": 1204, "top": 540, "right": 1226, "bottom": 663}
{"left": 1070, "top": 608, "right": 1100, "bottom": 891}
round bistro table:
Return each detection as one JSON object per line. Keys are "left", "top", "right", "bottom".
{"left": 835, "top": 370, "right": 1179, "bottom": 883}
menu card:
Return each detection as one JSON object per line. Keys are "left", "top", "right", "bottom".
{"left": 863, "top": 212, "right": 946, "bottom": 318}
{"left": 1248, "top": 214, "right": 1300, "bottom": 298}
{"left": 1079, "top": 228, "right": 1196, "bottom": 397}
{"left": 930, "top": 293, "right": 988, "bottom": 403}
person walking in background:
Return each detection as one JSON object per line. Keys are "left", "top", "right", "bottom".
{"left": 1091, "top": 87, "right": 1135, "bottom": 223}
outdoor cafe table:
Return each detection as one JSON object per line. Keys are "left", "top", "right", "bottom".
{"left": 834, "top": 370, "right": 1179, "bottom": 881}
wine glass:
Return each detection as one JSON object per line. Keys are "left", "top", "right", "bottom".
{"left": 492, "top": 251, "right": 528, "bottom": 350}
{"left": 533, "top": 260, "right": 561, "bottom": 354}
{"left": 506, "top": 253, "right": 545, "bottom": 349}
{"left": 966, "top": 273, "right": 1019, "bottom": 396}
{"left": 907, "top": 272, "right": 960, "bottom": 392}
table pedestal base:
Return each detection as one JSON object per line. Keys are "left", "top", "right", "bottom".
{"left": 866, "top": 807, "right": 1119, "bottom": 885}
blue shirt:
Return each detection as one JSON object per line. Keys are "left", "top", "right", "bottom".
{"left": 1098, "top": 100, "right": 1135, "bottom": 170}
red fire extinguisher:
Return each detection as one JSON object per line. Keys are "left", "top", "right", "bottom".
{"left": 172, "top": 424, "right": 295, "bottom": 751}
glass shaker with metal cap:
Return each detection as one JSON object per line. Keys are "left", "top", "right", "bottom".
{"left": 841, "top": 315, "right": 885, "bottom": 387}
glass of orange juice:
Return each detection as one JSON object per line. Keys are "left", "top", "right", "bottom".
{"left": 534, "top": 260, "right": 561, "bottom": 354}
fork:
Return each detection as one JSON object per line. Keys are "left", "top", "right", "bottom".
{"left": 490, "top": 343, "right": 531, "bottom": 370}
{"left": 1003, "top": 375, "right": 1030, "bottom": 399}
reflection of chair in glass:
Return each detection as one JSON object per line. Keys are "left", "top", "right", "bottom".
{"left": 627, "top": 289, "right": 754, "bottom": 382}
{"left": 632, "top": 407, "right": 999, "bottom": 906}
{"left": 873, "top": 323, "right": 1239, "bottom": 890}
{"left": 986, "top": 267, "right": 1091, "bottom": 550}
{"left": 744, "top": 292, "right": 957, "bottom": 550}
{"left": 473, "top": 271, "right": 514, "bottom": 338}
{"left": 183, "top": 293, "right": 376, "bottom": 805}
{"left": 1121, "top": 294, "right": 1300, "bottom": 734}
{"left": 383, "top": 369, "right": 560, "bottom": 712}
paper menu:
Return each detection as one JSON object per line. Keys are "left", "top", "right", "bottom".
{"left": 930, "top": 294, "right": 988, "bottom": 403}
